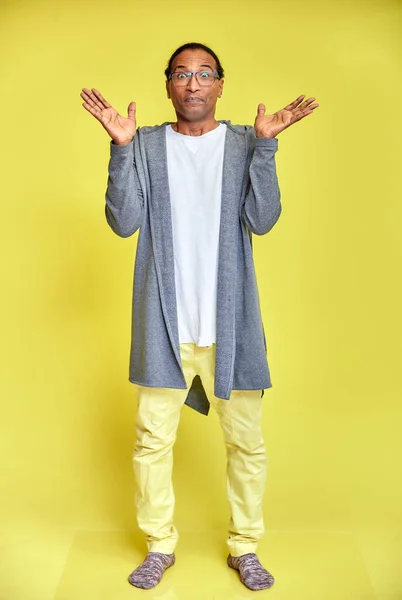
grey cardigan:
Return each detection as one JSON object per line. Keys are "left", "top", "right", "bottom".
{"left": 104, "top": 120, "right": 282, "bottom": 415}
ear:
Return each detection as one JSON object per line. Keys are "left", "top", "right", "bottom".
{"left": 165, "top": 79, "right": 171, "bottom": 99}
{"left": 218, "top": 78, "right": 224, "bottom": 98}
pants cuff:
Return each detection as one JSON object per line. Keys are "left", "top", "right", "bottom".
{"left": 227, "top": 542, "right": 258, "bottom": 557}
{"left": 148, "top": 541, "right": 177, "bottom": 554}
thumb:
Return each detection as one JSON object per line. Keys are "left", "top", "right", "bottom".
{"left": 127, "top": 101, "right": 136, "bottom": 121}
{"left": 257, "top": 103, "right": 266, "bottom": 116}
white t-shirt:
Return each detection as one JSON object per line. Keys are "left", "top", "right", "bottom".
{"left": 166, "top": 123, "right": 227, "bottom": 346}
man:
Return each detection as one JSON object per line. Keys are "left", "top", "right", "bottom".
{"left": 80, "top": 42, "right": 319, "bottom": 591}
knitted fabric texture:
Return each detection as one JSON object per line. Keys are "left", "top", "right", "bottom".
{"left": 228, "top": 553, "right": 275, "bottom": 590}
{"left": 128, "top": 552, "right": 175, "bottom": 589}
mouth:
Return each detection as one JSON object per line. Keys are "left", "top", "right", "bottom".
{"left": 184, "top": 97, "right": 204, "bottom": 103}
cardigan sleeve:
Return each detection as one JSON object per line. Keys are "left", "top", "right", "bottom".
{"left": 104, "top": 137, "right": 145, "bottom": 238}
{"left": 241, "top": 134, "right": 282, "bottom": 235}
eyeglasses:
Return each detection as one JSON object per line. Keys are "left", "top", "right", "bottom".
{"left": 168, "top": 70, "right": 219, "bottom": 87}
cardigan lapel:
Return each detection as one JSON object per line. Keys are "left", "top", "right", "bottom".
{"left": 214, "top": 123, "right": 248, "bottom": 397}
{"left": 139, "top": 122, "right": 248, "bottom": 399}
{"left": 139, "top": 125, "right": 182, "bottom": 368}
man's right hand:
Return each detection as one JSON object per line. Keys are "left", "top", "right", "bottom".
{"left": 81, "top": 88, "right": 136, "bottom": 146}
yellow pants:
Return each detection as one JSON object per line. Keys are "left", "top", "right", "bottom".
{"left": 132, "top": 343, "right": 267, "bottom": 557}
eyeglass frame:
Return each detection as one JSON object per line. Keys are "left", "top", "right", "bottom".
{"left": 167, "top": 70, "right": 220, "bottom": 86}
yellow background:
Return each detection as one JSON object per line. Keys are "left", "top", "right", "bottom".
{"left": 0, "top": 0, "right": 401, "bottom": 598}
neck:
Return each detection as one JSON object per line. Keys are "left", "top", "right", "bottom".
{"left": 172, "top": 117, "right": 220, "bottom": 136}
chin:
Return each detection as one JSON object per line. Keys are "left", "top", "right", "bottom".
{"left": 180, "top": 107, "right": 211, "bottom": 122}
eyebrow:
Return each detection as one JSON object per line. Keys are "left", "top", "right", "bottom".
{"left": 173, "top": 63, "right": 215, "bottom": 71}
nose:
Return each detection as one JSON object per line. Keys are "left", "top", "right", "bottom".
{"left": 186, "top": 73, "right": 200, "bottom": 92}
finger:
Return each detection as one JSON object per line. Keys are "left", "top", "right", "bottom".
{"left": 283, "top": 95, "right": 305, "bottom": 111}
{"left": 80, "top": 88, "right": 105, "bottom": 112}
{"left": 299, "top": 104, "right": 319, "bottom": 115}
{"left": 257, "top": 103, "right": 266, "bottom": 116}
{"left": 80, "top": 88, "right": 111, "bottom": 112}
{"left": 127, "top": 101, "right": 136, "bottom": 121}
{"left": 91, "top": 88, "right": 112, "bottom": 109}
{"left": 81, "top": 88, "right": 96, "bottom": 105}
{"left": 81, "top": 101, "right": 103, "bottom": 121}
{"left": 298, "top": 97, "right": 317, "bottom": 110}
{"left": 292, "top": 107, "right": 317, "bottom": 122}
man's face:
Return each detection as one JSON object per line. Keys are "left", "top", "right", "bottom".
{"left": 166, "top": 49, "right": 224, "bottom": 123}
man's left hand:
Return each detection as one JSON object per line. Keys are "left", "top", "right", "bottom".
{"left": 254, "top": 95, "right": 319, "bottom": 138}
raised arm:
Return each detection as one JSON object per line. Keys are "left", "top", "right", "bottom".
{"left": 241, "top": 94, "right": 319, "bottom": 235}
{"left": 80, "top": 87, "right": 144, "bottom": 237}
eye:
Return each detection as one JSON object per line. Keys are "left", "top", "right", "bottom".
{"left": 199, "top": 71, "right": 211, "bottom": 79}
{"left": 176, "top": 72, "right": 188, "bottom": 79}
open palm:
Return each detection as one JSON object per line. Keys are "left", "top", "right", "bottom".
{"left": 80, "top": 88, "right": 136, "bottom": 145}
{"left": 254, "top": 95, "right": 319, "bottom": 138}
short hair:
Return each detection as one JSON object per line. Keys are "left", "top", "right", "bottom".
{"left": 164, "top": 42, "right": 224, "bottom": 80}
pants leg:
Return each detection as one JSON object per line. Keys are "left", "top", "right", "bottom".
{"left": 132, "top": 343, "right": 196, "bottom": 554}
{"left": 196, "top": 344, "right": 268, "bottom": 557}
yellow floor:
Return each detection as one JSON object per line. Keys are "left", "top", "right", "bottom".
{"left": 2, "top": 528, "right": 401, "bottom": 599}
